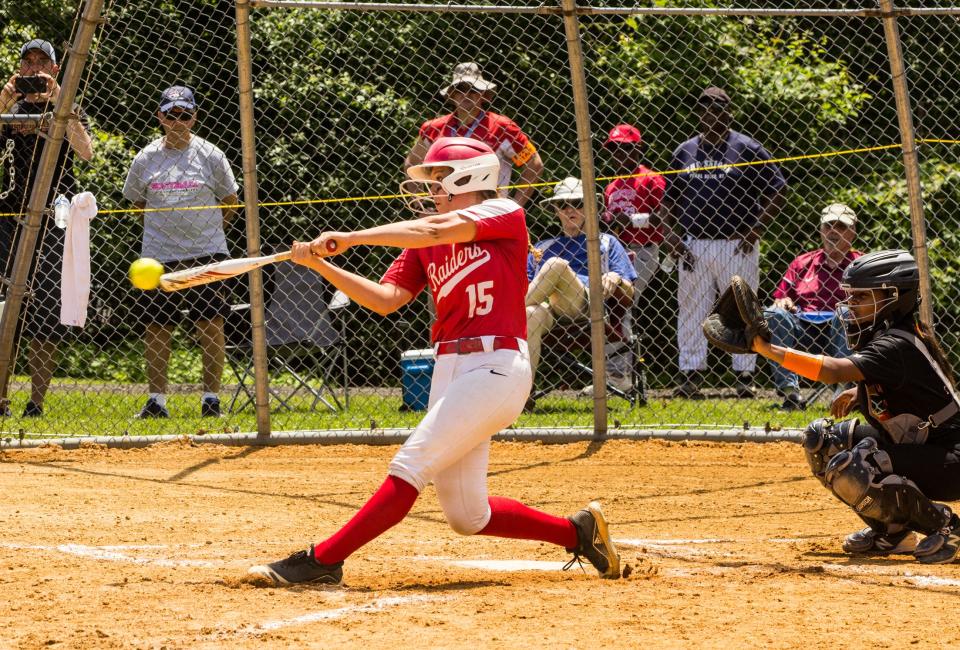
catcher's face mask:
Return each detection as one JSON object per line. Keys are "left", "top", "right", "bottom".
{"left": 836, "top": 286, "right": 898, "bottom": 349}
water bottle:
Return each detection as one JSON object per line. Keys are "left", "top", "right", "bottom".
{"left": 53, "top": 194, "right": 70, "bottom": 229}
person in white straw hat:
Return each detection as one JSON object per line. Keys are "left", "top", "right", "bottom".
{"left": 525, "top": 177, "right": 637, "bottom": 388}
{"left": 404, "top": 62, "right": 543, "bottom": 208}
{"left": 763, "top": 201, "right": 862, "bottom": 410}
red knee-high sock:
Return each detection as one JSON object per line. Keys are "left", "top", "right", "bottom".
{"left": 312, "top": 475, "right": 419, "bottom": 564}
{"left": 478, "top": 496, "right": 578, "bottom": 549}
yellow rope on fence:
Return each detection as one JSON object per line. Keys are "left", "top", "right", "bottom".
{"left": 0, "top": 140, "right": 951, "bottom": 219}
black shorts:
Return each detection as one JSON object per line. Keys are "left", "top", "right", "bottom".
{"left": 135, "top": 255, "right": 230, "bottom": 326}
{"left": 14, "top": 225, "right": 71, "bottom": 342}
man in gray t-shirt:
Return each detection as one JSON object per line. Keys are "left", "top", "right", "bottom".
{"left": 122, "top": 85, "right": 239, "bottom": 419}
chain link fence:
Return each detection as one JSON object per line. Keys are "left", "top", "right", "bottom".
{"left": 0, "top": 0, "right": 956, "bottom": 441}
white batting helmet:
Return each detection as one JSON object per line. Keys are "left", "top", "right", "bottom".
{"left": 407, "top": 137, "right": 500, "bottom": 196}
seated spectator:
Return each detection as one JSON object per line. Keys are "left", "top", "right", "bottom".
{"left": 526, "top": 177, "right": 637, "bottom": 388}
{"left": 764, "top": 203, "right": 862, "bottom": 410}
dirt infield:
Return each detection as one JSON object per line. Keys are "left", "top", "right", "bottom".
{"left": 2, "top": 439, "right": 960, "bottom": 649}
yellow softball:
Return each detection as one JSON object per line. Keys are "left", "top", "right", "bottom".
{"left": 128, "top": 257, "right": 164, "bottom": 290}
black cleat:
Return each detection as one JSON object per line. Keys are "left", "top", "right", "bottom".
{"left": 915, "top": 514, "right": 960, "bottom": 564}
{"left": 248, "top": 547, "right": 344, "bottom": 586}
{"left": 842, "top": 526, "right": 918, "bottom": 555}
{"left": 136, "top": 397, "right": 169, "bottom": 419}
{"left": 22, "top": 401, "right": 43, "bottom": 417}
{"left": 781, "top": 391, "right": 804, "bottom": 412}
{"left": 564, "top": 501, "right": 620, "bottom": 579}
{"left": 201, "top": 396, "right": 221, "bottom": 418}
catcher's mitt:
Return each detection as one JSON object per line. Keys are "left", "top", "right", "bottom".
{"left": 701, "top": 276, "right": 771, "bottom": 354}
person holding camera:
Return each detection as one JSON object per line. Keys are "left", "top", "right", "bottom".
{"left": 0, "top": 39, "right": 93, "bottom": 418}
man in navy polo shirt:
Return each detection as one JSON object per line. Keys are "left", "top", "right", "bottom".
{"left": 656, "top": 86, "right": 787, "bottom": 399}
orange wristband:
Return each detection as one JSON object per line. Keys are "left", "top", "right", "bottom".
{"left": 782, "top": 349, "right": 825, "bottom": 381}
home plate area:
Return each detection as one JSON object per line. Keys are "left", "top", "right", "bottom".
{"left": 3, "top": 440, "right": 960, "bottom": 648}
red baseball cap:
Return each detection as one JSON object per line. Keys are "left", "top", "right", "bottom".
{"left": 604, "top": 124, "right": 643, "bottom": 146}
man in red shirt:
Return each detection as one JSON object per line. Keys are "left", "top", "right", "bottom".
{"left": 249, "top": 137, "right": 619, "bottom": 586}
{"left": 765, "top": 203, "right": 862, "bottom": 409}
{"left": 602, "top": 123, "right": 666, "bottom": 299}
{"left": 404, "top": 62, "right": 543, "bottom": 208}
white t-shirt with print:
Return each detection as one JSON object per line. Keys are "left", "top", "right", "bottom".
{"left": 123, "top": 135, "right": 238, "bottom": 262}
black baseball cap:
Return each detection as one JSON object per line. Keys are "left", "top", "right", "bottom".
{"left": 20, "top": 39, "right": 57, "bottom": 65}
{"left": 698, "top": 86, "right": 731, "bottom": 105}
{"left": 159, "top": 85, "right": 196, "bottom": 112}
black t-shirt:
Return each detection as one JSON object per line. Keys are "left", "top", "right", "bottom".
{"left": 849, "top": 326, "right": 960, "bottom": 443}
{"left": 0, "top": 100, "right": 88, "bottom": 270}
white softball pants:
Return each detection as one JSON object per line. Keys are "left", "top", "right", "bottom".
{"left": 677, "top": 238, "right": 759, "bottom": 373}
{"left": 388, "top": 338, "right": 532, "bottom": 535}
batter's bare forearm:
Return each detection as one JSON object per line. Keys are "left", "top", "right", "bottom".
{"left": 301, "top": 257, "right": 408, "bottom": 315}
{"left": 349, "top": 214, "right": 476, "bottom": 249}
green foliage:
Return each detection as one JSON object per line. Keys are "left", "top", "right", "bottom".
{"left": 2, "top": 2, "right": 959, "bottom": 406}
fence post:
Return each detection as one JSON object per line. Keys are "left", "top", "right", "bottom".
{"left": 235, "top": 0, "right": 272, "bottom": 437}
{"left": 878, "top": 0, "right": 934, "bottom": 326}
{"left": 0, "top": 0, "right": 104, "bottom": 413}
{"left": 560, "top": 0, "right": 607, "bottom": 435}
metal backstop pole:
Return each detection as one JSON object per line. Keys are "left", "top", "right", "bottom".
{"left": 0, "top": 0, "right": 104, "bottom": 412}
{"left": 560, "top": 0, "right": 608, "bottom": 435}
{"left": 235, "top": 0, "right": 273, "bottom": 437}
{"left": 879, "top": 0, "right": 934, "bottom": 326}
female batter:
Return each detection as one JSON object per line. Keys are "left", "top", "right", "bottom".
{"left": 752, "top": 249, "right": 960, "bottom": 563}
{"left": 249, "top": 137, "right": 620, "bottom": 585}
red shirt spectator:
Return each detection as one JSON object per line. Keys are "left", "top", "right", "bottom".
{"left": 404, "top": 63, "right": 543, "bottom": 207}
{"left": 773, "top": 248, "right": 863, "bottom": 313}
{"left": 602, "top": 124, "right": 666, "bottom": 247}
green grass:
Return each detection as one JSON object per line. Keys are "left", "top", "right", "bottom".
{"left": 1, "top": 380, "right": 829, "bottom": 440}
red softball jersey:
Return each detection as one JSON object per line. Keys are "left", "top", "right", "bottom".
{"left": 603, "top": 164, "right": 666, "bottom": 246}
{"left": 381, "top": 198, "right": 529, "bottom": 343}
{"left": 418, "top": 111, "right": 537, "bottom": 189}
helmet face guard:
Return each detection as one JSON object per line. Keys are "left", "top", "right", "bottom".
{"left": 836, "top": 286, "right": 899, "bottom": 350}
{"left": 399, "top": 178, "right": 440, "bottom": 215}
{"left": 400, "top": 137, "right": 500, "bottom": 215}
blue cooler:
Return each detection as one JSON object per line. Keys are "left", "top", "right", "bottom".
{"left": 400, "top": 349, "right": 435, "bottom": 411}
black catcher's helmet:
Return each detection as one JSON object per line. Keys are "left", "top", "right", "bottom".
{"left": 837, "top": 249, "right": 920, "bottom": 349}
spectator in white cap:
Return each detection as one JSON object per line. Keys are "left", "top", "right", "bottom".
{"left": 122, "top": 84, "right": 239, "bottom": 419}
{"left": 763, "top": 202, "right": 862, "bottom": 410}
{"left": 525, "top": 177, "right": 637, "bottom": 389}
{"left": 0, "top": 38, "right": 93, "bottom": 418}
{"left": 404, "top": 62, "right": 543, "bottom": 207}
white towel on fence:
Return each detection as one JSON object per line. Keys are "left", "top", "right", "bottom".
{"left": 60, "top": 192, "right": 98, "bottom": 327}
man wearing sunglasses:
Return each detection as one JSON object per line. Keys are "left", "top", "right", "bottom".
{"left": 656, "top": 86, "right": 787, "bottom": 400}
{"left": 525, "top": 177, "right": 637, "bottom": 390}
{"left": 122, "top": 85, "right": 239, "bottom": 419}
{"left": 404, "top": 62, "right": 543, "bottom": 208}
{"left": 0, "top": 39, "right": 93, "bottom": 418}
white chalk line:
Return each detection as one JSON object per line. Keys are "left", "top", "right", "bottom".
{"left": 0, "top": 542, "right": 216, "bottom": 568}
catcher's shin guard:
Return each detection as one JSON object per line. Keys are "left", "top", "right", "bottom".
{"left": 824, "top": 438, "right": 950, "bottom": 535}
{"left": 802, "top": 418, "right": 857, "bottom": 484}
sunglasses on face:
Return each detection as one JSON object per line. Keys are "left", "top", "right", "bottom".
{"left": 554, "top": 200, "right": 583, "bottom": 211}
{"left": 162, "top": 111, "right": 194, "bottom": 121}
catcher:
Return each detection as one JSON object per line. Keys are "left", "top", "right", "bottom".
{"left": 703, "top": 251, "right": 960, "bottom": 563}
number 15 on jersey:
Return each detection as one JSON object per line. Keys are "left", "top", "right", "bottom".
{"left": 466, "top": 281, "right": 494, "bottom": 318}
